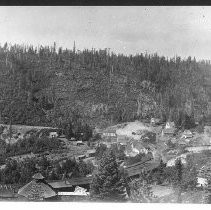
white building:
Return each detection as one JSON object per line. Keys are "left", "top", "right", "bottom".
{"left": 49, "top": 132, "right": 58, "bottom": 138}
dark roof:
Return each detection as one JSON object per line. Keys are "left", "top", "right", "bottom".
{"left": 48, "top": 177, "right": 93, "bottom": 187}
{"left": 48, "top": 181, "right": 73, "bottom": 189}
{"left": 125, "top": 160, "right": 159, "bottom": 177}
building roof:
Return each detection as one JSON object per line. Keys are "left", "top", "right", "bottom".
{"left": 48, "top": 177, "right": 93, "bottom": 187}
{"left": 48, "top": 181, "right": 73, "bottom": 189}
{"left": 77, "top": 155, "right": 86, "bottom": 158}
{"left": 125, "top": 161, "right": 159, "bottom": 177}
{"left": 165, "top": 122, "right": 175, "bottom": 128}
{"left": 86, "top": 149, "right": 96, "bottom": 154}
{"left": 163, "top": 128, "right": 175, "bottom": 134}
{"left": 103, "top": 128, "right": 116, "bottom": 134}
{"left": 18, "top": 179, "right": 56, "bottom": 200}
{"left": 117, "top": 135, "right": 131, "bottom": 144}
{"left": 32, "top": 173, "right": 45, "bottom": 180}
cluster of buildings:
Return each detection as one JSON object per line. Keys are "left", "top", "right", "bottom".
{"left": 0, "top": 124, "right": 62, "bottom": 144}
{"left": 16, "top": 173, "right": 91, "bottom": 201}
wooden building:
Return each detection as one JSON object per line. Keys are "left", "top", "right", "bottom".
{"left": 18, "top": 173, "right": 57, "bottom": 201}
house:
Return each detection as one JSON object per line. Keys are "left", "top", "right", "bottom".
{"left": 49, "top": 131, "right": 58, "bottom": 138}
{"left": 117, "top": 135, "right": 131, "bottom": 145}
{"left": 197, "top": 177, "right": 208, "bottom": 187}
{"left": 102, "top": 128, "right": 117, "bottom": 138}
{"left": 48, "top": 176, "right": 93, "bottom": 192}
{"left": 125, "top": 141, "right": 149, "bottom": 157}
{"left": 162, "top": 128, "right": 176, "bottom": 136}
{"left": 166, "top": 154, "right": 189, "bottom": 167}
{"left": 76, "top": 155, "right": 86, "bottom": 161}
{"left": 93, "top": 127, "right": 104, "bottom": 137}
{"left": 37, "top": 128, "right": 60, "bottom": 138}
{"left": 101, "top": 127, "right": 117, "bottom": 147}
{"left": 86, "top": 149, "right": 96, "bottom": 158}
{"left": 162, "top": 122, "right": 176, "bottom": 137}
{"left": 47, "top": 180, "right": 74, "bottom": 193}
{"left": 69, "top": 137, "right": 76, "bottom": 141}
{"left": 18, "top": 173, "right": 57, "bottom": 201}
{"left": 75, "top": 141, "right": 84, "bottom": 146}
{"left": 181, "top": 130, "right": 193, "bottom": 139}
{"left": 165, "top": 121, "right": 175, "bottom": 129}
{"left": 150, "top": 118, "right": 161, "bottom": 126}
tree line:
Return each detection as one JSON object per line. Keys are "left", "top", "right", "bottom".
{"left": 0, "top": 43, "right": 210, "bottom": 130}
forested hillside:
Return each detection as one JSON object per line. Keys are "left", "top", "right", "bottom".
{"left": 0, "top": 43, "right": 210, "bottom": 130}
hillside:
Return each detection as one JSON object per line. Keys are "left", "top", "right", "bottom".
{"left": 0, "top": 43, "right": 211, "bottom": 132}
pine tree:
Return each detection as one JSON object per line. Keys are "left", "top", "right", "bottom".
{"left": 174, "top": 158, "right": 183, "bottom": 203}
{"left": 128, "top": 170, "right": 153, "bottom": 203}
{"left": 157, "top": 159, "right": 166, "bottom": 184}
{"left": 90, "top": 149, "right": 127, "bottom": 202}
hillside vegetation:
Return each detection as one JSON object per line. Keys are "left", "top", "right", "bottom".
{"left": 0, "top": 43, "right": 210, "bottom": 130}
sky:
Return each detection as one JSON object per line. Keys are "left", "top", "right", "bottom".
{"left": 1, "top": 6, "right": 211, "bottom": 60}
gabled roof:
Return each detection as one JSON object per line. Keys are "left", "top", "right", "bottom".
{"left": 165, "top": 121, "right": 175, "bottom": 128}
{"left": 32, "top": 173, "right": 45, "bottom": 180}
{"left": 18, "top": 180, "right": 56, "bottom": 200}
